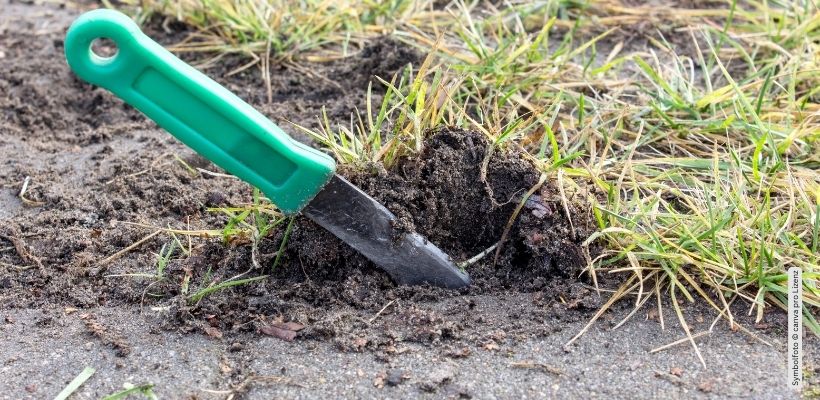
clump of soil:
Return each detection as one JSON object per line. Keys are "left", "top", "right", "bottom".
{"left": 364, "top": 128, "right": 593, "bottom": 287}
{"left": 289, "top": 127, "right": 595, "bottom": 293}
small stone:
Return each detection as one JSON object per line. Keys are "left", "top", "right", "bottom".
{"left": 219, "top": 359, "right": 232, "bottom": 375}
{"left": 229, "top": 342, "right": 244, "bottom": 352}
{"left": 373, "top": 372, "right": 386, "bottom": 389}
{"left": 204, "top": 191, "right": 226, "bottom": 207}
{"left": 204, "top": 326, "right": 223, "bottom": 339}
{"left": 483, "top": 342, "right": 499, "bottom": 351}
{"left": 352, "top": 337, "right": 368, "bottom": 349}
{"left": 386, "top": 369, "right": 406, "bottom": 386}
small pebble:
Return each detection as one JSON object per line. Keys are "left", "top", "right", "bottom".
{"left": 386, "top": 369, "right": 406, "bottom": 386}
{"left": 205, "top": 191, "right": 227, "bottom": 207}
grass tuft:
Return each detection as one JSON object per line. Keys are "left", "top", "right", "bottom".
{"left": 123, "top": 0, "right": 819, "bottom": 341}
{"left": 188, "top": 274, "right": 269, "bottom": 304}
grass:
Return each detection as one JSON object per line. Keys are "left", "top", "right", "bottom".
{"left": 55, "top": 367, "right": 158, "bottom": 400}
{"left": 52, "top": 364, "right": 158, "bottom": 399}
{"left": 121, "top": 0, "right": 819, "bottom": 347}
{"left": 104, "top": 186, "right": 296, "bottom": 305}
{"left": 187, "top": 274, "right": 269, "bottom": 303}
{"left": 54, "top": 366, "right": 96, "bottom": 400}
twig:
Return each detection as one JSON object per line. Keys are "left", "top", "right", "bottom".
{"left": 566, "top": 274, "right": 638, "bottom": 347}
{"left": 670, "top": 285, "right": 706, "bottom": 368}
{"left": 368, "top": 300, "right": 396, "bottom": 324}
{"left": 224, "top": 53, "right": 260, "bottom": 77}
{"left": 97, "top": 229, "right": 163, "bottom": 266}
{"left": 478, "top": 143, "right": 498, "bottom": 206}
{"left": 510, "top": 361, "right": 563, "bottom": 375}
{"left": 494, "top": 172, "right": 548, "bottom": 265}
{"left": 18, "top": 176, "right": 44, "bottom": 206}
{"left": 0, "top": 261, "right": 36, "bottom": 271}
{"left": 459, "top": 241, "right": 499, "bottom": 269}
{"left": 284, "top": 61, "right": 344, "bottom": 91}
{"left": 650, "top": 331, "right": 709, "bottom": 353}
{"left": 612, "top": 270, "right": 659, "bottom": 330}
{"left": 0, "top": 231, "right": 43, "bottom": 270}
{"left": 104, "top": 169, "right": 149, "bottom": 185}
{"left": 219, "top": 374, "right": 306, "bottom": 400}
{"left": 196, "top": 168, "right": 237, "bottom": 179}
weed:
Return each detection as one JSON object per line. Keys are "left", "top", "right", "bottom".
{"left": 155, "top": 240, "right": 178, "bottom": 280}
{"left": 105, "top": 187, "right": 294, "bottom": 305}
{"left": 187, "top": 274, "right": 269, "bottom": 304}
{"left": 272, "top": 216, "right": 295, "bottom": 272}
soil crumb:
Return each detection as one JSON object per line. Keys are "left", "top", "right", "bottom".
{"left": 80, "top": 313, "right": 131, "bottom": 357}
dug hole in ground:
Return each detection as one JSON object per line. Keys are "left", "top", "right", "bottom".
{"left": 0, "top": 1, "right": 818, "bottom": 399}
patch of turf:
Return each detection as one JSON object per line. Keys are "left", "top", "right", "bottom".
{"left": 121, "top": 0, "right": 819, "bottom": 344}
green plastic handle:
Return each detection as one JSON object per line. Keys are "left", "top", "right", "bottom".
{"left": 64, "top": 9, "right": 336, "bottom": 214}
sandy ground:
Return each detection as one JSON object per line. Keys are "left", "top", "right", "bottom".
{"left": 1, "top": 1, "right": 818, "bottom": 399}
{"left": 2, "top": 301, "right": 817, "bottom": 399}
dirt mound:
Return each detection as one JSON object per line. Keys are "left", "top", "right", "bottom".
{"left": 288, "top": 127, "right": 594, "bottom": 292}
{"left": 167, "top": 128, "right": 600, "bottom": 349}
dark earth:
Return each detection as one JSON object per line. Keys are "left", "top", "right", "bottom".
{"left": 1, "top": 1, "right": 817, "bottom": 399}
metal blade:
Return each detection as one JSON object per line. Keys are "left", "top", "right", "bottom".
{"left": 302, "top": 175, "right": 470, "bottom": 289}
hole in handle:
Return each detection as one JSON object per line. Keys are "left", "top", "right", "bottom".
{"left": 90, "top": 37, "right": 119, "bottom": 65}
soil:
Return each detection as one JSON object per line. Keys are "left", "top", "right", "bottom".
{"left": 0, "top": 1, "right": 817, "bottom": 399}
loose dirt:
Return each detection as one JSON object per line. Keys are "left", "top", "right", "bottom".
{"left": 1, "top": 1, "right": 816, "bottom": 399}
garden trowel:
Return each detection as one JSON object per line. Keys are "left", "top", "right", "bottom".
{"left": 64, "top": 9, "right": 469, "bottom": 288}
